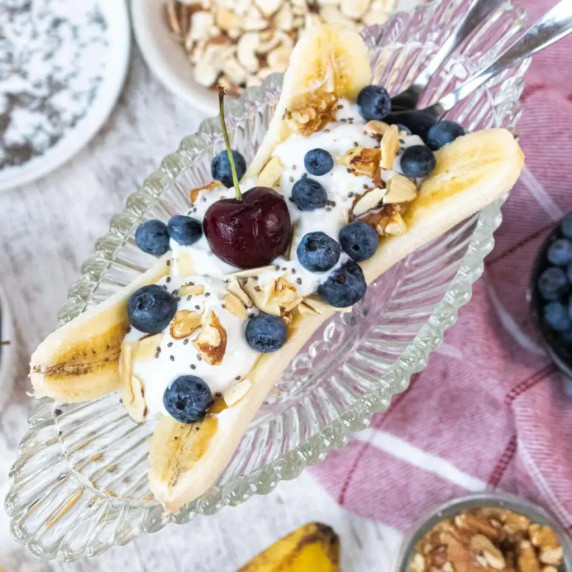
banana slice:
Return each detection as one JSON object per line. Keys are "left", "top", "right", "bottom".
{"left": 236, "top": 522, "right": 340, "bottom": 571}
{"left": 31, "top": 254, "right": 170, "bottom": 403}
{"left": 245, "top": 23, "right": 370, "bottom": 178}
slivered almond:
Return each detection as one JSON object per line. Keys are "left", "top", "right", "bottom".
{"left": 257, "top": 156, "right": 284, "bottom": 187}
{"left": 170, "top": 310, "right": 202, "bottom": 339}
{"left": 380, "top": 124, "right": 400, "bottom": 169}
{"left": 179, "top": 283, "right": 205, "bottom": 297}
{"left": 135, "top": 334, "right": 163, "bottom": 361}
{"left": 365, "top": 120, "right": 390, "bottom": 137}
{"left": 384, "top": 173, "right": 417, "bottom": 204}
{"left": 223, "top": 378, "right": 252, "bottom": 406}
{"left": 193, "top": 311, "right": 227, "bottom": 365}
{"left": 242, "top": 278, "right": 281, "bottom": 315}
{"left": 175, "top": 251, "right": 194, "bottom": 277}
{"left": 352, "top": 187, "right": 386, "bottom": 217}
{"left": 227, "top": 276, "right": 253, "bottom": 307}
{"left": 223, "top": 293, "right": 248, "bottom": 319}
{"left": 125, "top": 374, "right": 147, "bottom": 423}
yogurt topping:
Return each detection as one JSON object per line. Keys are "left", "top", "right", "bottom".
{"left": 125, "top": 275, "right": 259, "bottom": 417}
{"left": 129, "top": 98, "right": 425, "bottom": 419}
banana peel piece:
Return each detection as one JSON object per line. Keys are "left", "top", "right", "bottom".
{"left": 237, "top": 522, "right": 340, "bottom": 572}
{"left": 30, "top": 254, "right": 170, "bottom": 403}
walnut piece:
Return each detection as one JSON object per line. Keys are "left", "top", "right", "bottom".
{"left": 359, "top": 203, "right": 406, "bottom": 236}
{"left": 340, "top": 146, "right": 382, "bottom": 178}
{"left": 285, "top": 92, "right": 338, "bottom": 136}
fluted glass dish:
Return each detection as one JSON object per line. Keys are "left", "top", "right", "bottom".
{"left": 7, "top": 0, "right": 530, "bottom": 561}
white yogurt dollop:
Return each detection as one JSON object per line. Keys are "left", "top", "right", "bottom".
{"left": 125, "top": 275, "right": 259, "bottom": 417}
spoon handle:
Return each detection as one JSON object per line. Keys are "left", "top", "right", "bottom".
{"left": 428, "top": 0, "right": 572, "bottom": 117}
{"left": 412, "top": 0, "right": 505, "bottom": 91}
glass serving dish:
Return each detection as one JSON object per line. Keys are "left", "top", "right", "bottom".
{"left": 6, "top": 0, "right": 530, "bottom": 561}
{"left": 393, "top": 492, "right": 572, "bottom": 572}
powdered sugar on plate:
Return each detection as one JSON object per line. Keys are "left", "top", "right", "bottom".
{"left": 0, "top": 0, "right": 129, "bottom": 191}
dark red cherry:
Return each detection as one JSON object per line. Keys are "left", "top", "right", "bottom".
{"left": 203, "top": 187, "right": 292, "bottom": 269}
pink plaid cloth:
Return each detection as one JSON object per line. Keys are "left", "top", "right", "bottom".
{"left": 312, "top": 0, "right": 572, "bottom": 532}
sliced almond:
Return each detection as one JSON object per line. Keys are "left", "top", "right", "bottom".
{"left": 174, "top": 251, "right": 194, "bottom": 278}
{"left": 384, "top": 173, "right": 417, "bottom": 204}
{"left": 227, "top": 276, "right": 253, "bottom": 307}
{"left": 352, "top": 187, "right": 386, "bottom": 217}
{"left": 275, "top": 3, "right": 294, "bottom": 31}
{"left": 242, "top": 279, "right": 281, "bottom": 315}
{"left": 274, "top": 276, "right": 299, "bottom": 309}
{"left": 223, "top": 378, "right": 252, "bottom": 406}
{"left": 340, "top": 146, "right": 381, "bottom": 178}
{"left": 254, "top": 0, "right": 281, "bottom": 17}
{"left": 226, "top": 265, "right": 275, "bottom": 279}
{"left": 380, "top": 124, "right": 400, "bottom": 169}
{"left": 193, "top": 311, "right": 227, "bottom": 365}
{"left": 365, "top": 120, "right": 390, "bottom": 137}
{"left": 215, "top": 6, "right": 240, "bottom": 31}
{"left": 237, "top": 32, "right": 259, "bottom": 73}
{"left": 223, "top": 292, "right": 248, "bottom": 319}
{"left": 179, "top": 283, "right": 205, "bottom": 297}
{"left": 119, "top": 341, "right": 136, "bottom": 388}
{"left": 189, "top": 11, "right": 214, "bottom": 41}
{"left": 243, "top": 5, "right": 267, "bottom": 31}
{"left": 267, "top": 45, "right": 292, "bottom": 72}
{"left": 302, "top": 295, "right": 332, "bottom": 315}
{"left": 193, "top": 59, "right": 219, "bottom": 87}
{"left": 222, "top": 56, "right": 247, "bottom": 85}
{"left": 341, "top": 0, "right": 371, "bottom": 19}
{"left": 124, "top": 374, "right": 147, "bottom": 423}
{"left": 135, "top": 333, "right": 163, "bottom": 362}
{"left": 170, "top": 310, "right": 202, "bottom": 340}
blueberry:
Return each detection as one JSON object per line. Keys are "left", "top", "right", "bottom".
{"left": 128, "top": 285, "right": 178, "bottom": 334}
{"left": 426, "top": 120, "right": 465, "bottom": 150}
{"left": 291, "top": 178, "right": 327, "bottom": 211}
{"left": 245, "top": 314, "right": 287, "bottom": 353}
{"left": 547, "top": 238, "right": 572, "bottom": 266}
{"left": 537, "top": 267, "right": 568, "bottom": 301}
{"left": 167, "top": 215, "right": 202, "bottom": 246}
{"left": 304, "top": 148, "right": 334, "bottom": 176}
{"left": 317, "top": 260, "right": 367, "bottom": 308}
{"left": 135, "top": 220, "right": 170, "bottom": 256}
{"left": 211, "top": 149, "right": 247, "bottom": 188}
{"left": 163, "top": 375, "right": 213, "bottom": 424}
{"left": 561, "top": 212, "right": 572, "bottom": 238}
{"left": 385, "top": 110, "right": 438, "bottom": 141}
{"left": 297, "top": 232, "right": 340, "bottom": 272}
{"left": 357, "top": 85, "right": 391, "bottom": 121}
{"left": 339, "top": 222, "right": 378, "bottom": 262}
{"left": 400, "top": 145, "right": 436, "bottom": 178}
{"left": 543, "top": 301, "right": 571, "bottom": 332}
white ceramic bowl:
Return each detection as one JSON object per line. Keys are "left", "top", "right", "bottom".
{"left": 0, "top": 1, "right": 130, "bottom": 193}
{"left": 131, "top": 0, "right": 217, "bottom": 115}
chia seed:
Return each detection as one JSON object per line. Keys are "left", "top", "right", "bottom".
{"left": 169, "top": 355, "right": 175, "bottom": 362}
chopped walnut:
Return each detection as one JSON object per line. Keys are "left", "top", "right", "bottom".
{"left": 285, "top": 92, "right": 338, "bottom": 136}
{"left": 340, "top": 146, "right": 382, "bottom": 178}
{"left": 359, "top": 203, "right": 406, "bottom": 237}
{"left": 193, "top": 311, "right": 227, "bottom": 365}
{"left": 408, "top": 507, "right": 564, "bottom": 572}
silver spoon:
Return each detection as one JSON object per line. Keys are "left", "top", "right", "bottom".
{"left": 424, "top": 0, "right": 572, "bottom": 119}
{"left": 391, "top": 0, "right": 505, "bottom": 111}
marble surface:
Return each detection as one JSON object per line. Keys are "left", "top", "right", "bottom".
{"left": 0, "top": 48, "right": 402, "bottom": 571}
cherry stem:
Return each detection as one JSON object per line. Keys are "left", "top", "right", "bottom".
{"left": 218, "top": 87, "right": 242, "bottom": 201}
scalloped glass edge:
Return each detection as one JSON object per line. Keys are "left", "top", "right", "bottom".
{"left": 7, "top": 0, "right": 530, "bottom": 559}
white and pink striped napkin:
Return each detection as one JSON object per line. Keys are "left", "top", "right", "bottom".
{"left": 312, "top": 0, "right": 572, "bottom": 534}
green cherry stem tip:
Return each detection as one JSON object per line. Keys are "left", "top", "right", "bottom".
{"left": 218, "top": 86, "right": 242, "bottom": 201}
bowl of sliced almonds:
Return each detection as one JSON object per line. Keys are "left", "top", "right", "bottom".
{"left": 131, "top": 0, "right": 398, "bottom": 114}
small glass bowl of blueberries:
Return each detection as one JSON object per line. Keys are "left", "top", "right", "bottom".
{"left": 530, "top": 212, "right": 572, "bottom": 379}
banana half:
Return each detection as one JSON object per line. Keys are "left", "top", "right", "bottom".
{"left": 29, "top": 24, "right": 524, "bottom": 514}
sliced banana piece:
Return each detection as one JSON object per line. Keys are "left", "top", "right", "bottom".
{"left": 245, "top": 24, "right": 370, "bottom": 177}
{"left": 30, "top": 254, "right": 170, "bottom": 403}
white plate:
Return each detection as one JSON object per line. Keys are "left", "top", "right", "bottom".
{"left": 131, "top": 0, "right": 217, "bottom": 115}
{"left": 0, "top": 285, "right": 15, "bottom": 412}
{"left": 0, "top": 0, "right": 131, "bottom": 193}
